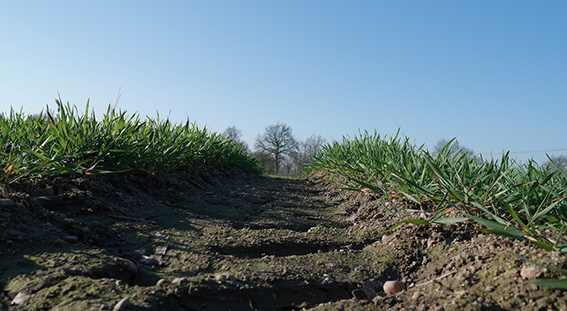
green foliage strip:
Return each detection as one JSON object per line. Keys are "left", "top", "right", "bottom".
{"left": 0, "top": 102, "right": 260, "bottom": 184}
{"left": 305, "top": 131, "right": 567, "bottom": 287}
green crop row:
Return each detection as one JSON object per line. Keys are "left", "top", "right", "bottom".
{"left": 307, "top": 131, "right": 567, "bottom": 250}
{"left": 0, "top": 102, "right": 261, "bottom": 184}
{"left": 305, "top": 130, "right": 567, "bottom": 287}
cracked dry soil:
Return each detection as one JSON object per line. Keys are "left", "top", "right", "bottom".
{"left": 1, "top": 172, "right": 567, "bottom": 310}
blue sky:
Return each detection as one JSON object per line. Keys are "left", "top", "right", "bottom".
{"left": 1, "top": 1, "right": 566, "bottom": 163}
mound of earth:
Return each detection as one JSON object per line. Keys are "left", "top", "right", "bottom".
{"left": 0, "top": 172, "right": 566, "bottom": 310}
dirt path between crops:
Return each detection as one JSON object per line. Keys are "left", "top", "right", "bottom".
{"left": 1, "top": 172, "right": 566, "bottom": 310}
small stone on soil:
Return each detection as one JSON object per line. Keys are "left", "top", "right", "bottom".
{"left": 64, "top": 235, "right": 78, "bottom": 243}
{"left": 113, "top": 297, "right": 130, "bottom": 311}
{"left": 140, "top": 256, "right": 159, "bottom": 265}
{"left": 383, "top": 280, "right": 405, "bottom": 294}
{"left": 172, "top": 277, "right": 187, "bottom": 284}
{"left": 156, "top": 279, "right": 170, "bottom": 288}
{"left": 11, "top": 291, "right": 31, "bottom": 305}
{"left": 521, "top": 266, "right": 541, "bottom": 280}
{"left": 53, "top": 238, "right": 66, "bottom": 246}
{"left": 215, "top": 274, "right": 236, "bottom": 283}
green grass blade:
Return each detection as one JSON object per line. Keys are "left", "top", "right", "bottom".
{"left": 467, "top": 214, "right": 526, "bottom": 236}
{"left": 530, "top": 279, "right": 567, "bottom": 289}
{"left": 432, "top": 217, "right": 469, "bottom": 224}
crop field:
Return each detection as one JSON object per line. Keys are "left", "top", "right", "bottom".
{"left": 1, "top": 104, "right": 567, "bottom": 310}
{"left": 0, "top": 103, "right": 261, "bottom": 184}
{"left": 306, "top": 131, "right": 567, "bottom": 288}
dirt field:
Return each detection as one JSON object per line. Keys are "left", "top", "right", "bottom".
{"left": 1, "top": 172, "right": 566, "bottom": 310}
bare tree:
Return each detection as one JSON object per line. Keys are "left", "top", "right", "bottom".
{"left": 223, "top": 126, "right": 242, "bottom": 141}
{"left": 294, "top": 134, "right": 326, "bottom": 174}
{"left": 254, "top": 122, "right": 299, "bottom": 174}
{"left": 223, "top": 125, "right": 249, "bottom": 151}
{"left": 432, "top": 138, "right": 474, "bottom": 158}
{"left": 544, "top": 155, "right": 567, "bottom": 172}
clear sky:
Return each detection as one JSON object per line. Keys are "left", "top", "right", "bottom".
{"left": 2, "top": 1, "right": 566, "bottom": 164}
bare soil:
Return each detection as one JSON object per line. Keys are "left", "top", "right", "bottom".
{"left": 1, "top": 172, "right": 566, "bottom": 310}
